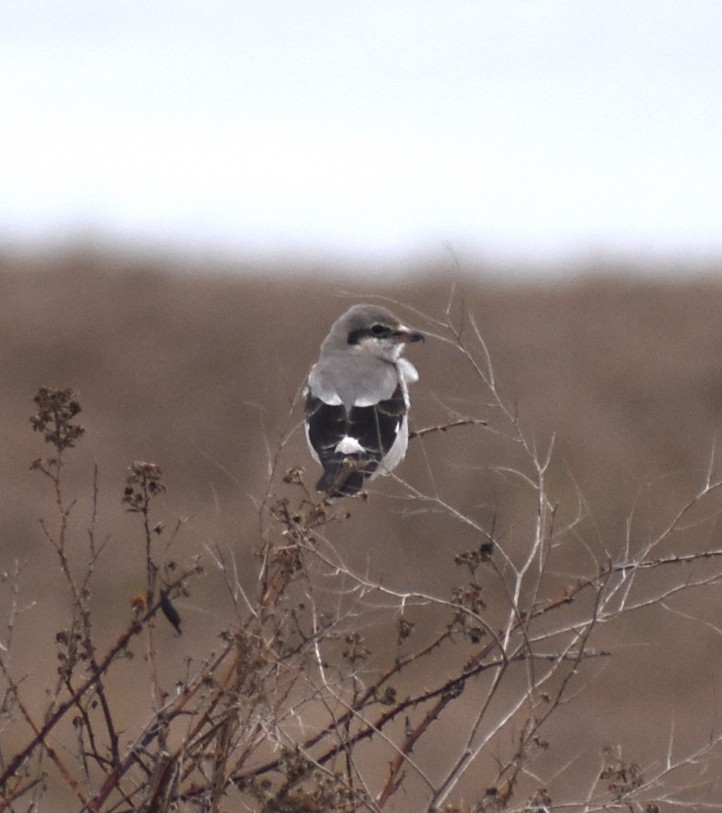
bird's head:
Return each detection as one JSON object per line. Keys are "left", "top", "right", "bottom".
{"left": 329, "top": 304, "right": 424, "bottom": 362}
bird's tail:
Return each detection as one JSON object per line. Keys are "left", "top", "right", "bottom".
{"left": 316, "top": 456, "right": 374, "bottom": 497}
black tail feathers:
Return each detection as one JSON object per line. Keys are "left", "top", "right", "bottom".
{"left": 316, "top": 455, "right": 376, "bottom": 498}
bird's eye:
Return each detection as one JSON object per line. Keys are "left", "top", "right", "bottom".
{"left": 370, "top": 324, "right": 386, "bottom": 336}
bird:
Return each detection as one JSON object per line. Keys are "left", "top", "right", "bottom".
{"left": 304, "top": 304, "right": 424, "bottom": 497}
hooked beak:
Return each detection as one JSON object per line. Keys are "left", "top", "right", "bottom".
{"left": 393, "top": 326, "right": 425, "bottom": 344}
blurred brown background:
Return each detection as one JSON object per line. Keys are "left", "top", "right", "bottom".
{"left": 3, "top": 250, "right": 722, "bottom": 806}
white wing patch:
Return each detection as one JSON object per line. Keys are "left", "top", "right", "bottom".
{"left": 335, "top": 435, "right": 366, "bottom": 455}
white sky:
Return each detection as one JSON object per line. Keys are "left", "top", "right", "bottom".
{"left": 3, "top": 1, "right": 722, "bottom": 269}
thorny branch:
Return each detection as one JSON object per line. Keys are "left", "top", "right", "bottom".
{"left": 4, "top": 296, "right": 722, "bottom": 813}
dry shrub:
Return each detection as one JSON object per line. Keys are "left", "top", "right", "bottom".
{"left": 2, "top": 296, "right": 722, "bottom": 812}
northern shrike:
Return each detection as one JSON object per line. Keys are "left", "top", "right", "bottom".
{"left": 305, "top": 304, "right": 424, "bottom": 497}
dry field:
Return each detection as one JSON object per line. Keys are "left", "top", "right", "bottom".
{"left": 2, "top": 248, "right": 722, "bottom": 811}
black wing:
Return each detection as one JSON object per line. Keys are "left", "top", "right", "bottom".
{"left": 305, "top": 384, "right": 406, "bottom": 496}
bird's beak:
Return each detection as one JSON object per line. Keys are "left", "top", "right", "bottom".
{"left": 393, "top": 326, "right": 425, "bottom": 344}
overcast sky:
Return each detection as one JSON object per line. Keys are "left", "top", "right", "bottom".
{"left": 3, "top": 1, "right": 722, "bottom": 269}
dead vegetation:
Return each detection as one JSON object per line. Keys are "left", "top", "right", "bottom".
{"left": 2, "top": 260, "right": 722, "bottom": 811}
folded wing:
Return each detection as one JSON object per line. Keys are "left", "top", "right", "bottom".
{"left": 305, "top": 383, "right": 407, "bottom": 497}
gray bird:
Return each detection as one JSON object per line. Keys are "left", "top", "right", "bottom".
{"left": 305, "top": 304, "right": 424, "bottom": 497}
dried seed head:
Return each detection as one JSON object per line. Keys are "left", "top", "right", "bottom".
{"left": 122, "top": 461, "right": 166, "bottom": 512}
{"left": 30, "top": 387, "right": 85, "bottom": 452}
{"left": 131, "top": 594, "right": 147, "bottom": 613}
